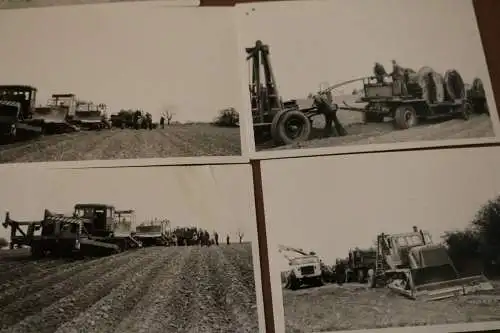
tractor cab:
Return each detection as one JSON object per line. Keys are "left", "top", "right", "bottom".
{"left": 50, "top": 94, "right": 77, "bottom": 117}
{"left": 0, "top": 85, "right": 37, "bottom": 120}
{"left": 115, "top": 209, "right": 136, "bottom": 231}
{"left": 381, "top": 230, "right": 432, "bottom": 268}
{"left": 73, "top": 203, "right": 116, "bottom": 236}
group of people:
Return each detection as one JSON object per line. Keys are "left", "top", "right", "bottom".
{"left": 373, "top": 59, "right": 410, "bottom": 96}
{"left": 167, "top": 229, "right": 234, "bottom": 247}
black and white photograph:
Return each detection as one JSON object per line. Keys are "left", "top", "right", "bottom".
{"left": 0, "top": 164, "right": 263, "bottom": 333}
{"left": 0, "top": 2, "right": 245, "bottom": 166}
{"left": 0, "top": 0, "right": 197, "bottom": 10}
{"left": 260, "top": 147, "right": 500, "bottom": 333}
{"left": 236, "top": 0, "right": 500, "bottom": 157}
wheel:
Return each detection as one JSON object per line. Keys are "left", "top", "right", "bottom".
{"left": 121, "top": 123, "right": 125, "bottom": 129}
{"left": 460, "top": 102, "right": 473, "bottom": 120}
{"left": 315, "top": 277, "right": 324, "bottom": 286}
{"left": 272, "top": 110, "right": 312, "bottom": 145}
{"left": 393, "top": 105, "right": 418, "bottom": 129}
{"left": 363, "top": 112, "right": 384, "bottom": 123}
{"left": 289, "top": 274, "right": 300, "bottom": 290}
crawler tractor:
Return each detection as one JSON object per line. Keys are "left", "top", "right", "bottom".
{"left": 279, "top": 245, "right": 324, "bottom": 290}
{"left": 133, "top": 219, "right": 170, "bottom": 247}
{"left": 370, "top": 227, "right": 493, "bottom": 301}
{"left": 71, "top": 100, "right": 111, "bottom": 130}
{"left": 0, "top": 85, "right": 78, "bottom": 142}
{"left": 2, "top": 203, "right": 142, "bottom": 258}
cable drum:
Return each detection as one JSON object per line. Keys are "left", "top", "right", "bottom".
{"left": 411, "top": 66, "right": 445, "bottom": 103}
{"left": 469, "top": 77, "right": 486, "bottom": 98}
{"left": 444, "top": 69, "right": 466, "bottom": 101}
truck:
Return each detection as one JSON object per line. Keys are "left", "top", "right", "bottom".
{"left": 2, "top": 203, "right": 142, "bottom": 258}
{"left": 345, "top": 247, "right": 377, "bottom": 283}
{"left": 71, "top": 100, "right": 111, "bottom": 130}
{"left": 279, "top": 245, "right": 324, "bottom": 290}
{"left": 369, "top": 226, "right": 493, "bottom": 301}
{"left": 342, "top": 66, "right": 489, "bottom": 129}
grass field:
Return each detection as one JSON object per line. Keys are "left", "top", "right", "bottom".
{"left": 0, "top": 124, "right": 242, "bottom": 163}
{"left": 0, "top": 243, "right": 258, "bottom": 333}
{"left": 282, "top": 282, "right": 500, "bottom": 333}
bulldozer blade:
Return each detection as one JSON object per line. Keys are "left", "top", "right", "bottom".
{"left": 411, "top": 275, "right": 493, "bottom": 301}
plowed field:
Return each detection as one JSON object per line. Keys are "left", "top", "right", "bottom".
{"left": 0, "top": 244, "right": 258, "bottom": 333}
{"left": 0, "top": 125, "right": 241, "bottom": 164}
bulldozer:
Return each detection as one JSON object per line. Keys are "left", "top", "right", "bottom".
{"left": 0, "top": 86, "right": 79, "bottom": 142}
{"left": 133, "top": 219, "right": 170, "bottom": 247}
{"left": 2, "top": 203, "right": 142, "bottom": 258}
{"left": 370, "top": 226, "right": 493, "bottom": 301}
{"left": 70, "top": 100, "right": 111, "bottom": 130}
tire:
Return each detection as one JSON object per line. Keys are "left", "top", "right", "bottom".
{"left": 273, "top": 110, "right": 312, "bottom": 145}
{"left": 393, "top": 105, "right": 418, "bottom": 129}
{"left": 289, "top": 274, "right": 300, "bottom": 290}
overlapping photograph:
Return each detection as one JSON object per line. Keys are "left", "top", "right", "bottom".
{"left": 260, "top": 147, "right": 500, "bottom": 333}
{"left": 0, "top": 2, "right": 245, "bottom": 166}
{"left": 0, "top": 164, "right": 263, "bottom": 333}
{"left": 236, "top": 0, "right": 499, "bottom": 157}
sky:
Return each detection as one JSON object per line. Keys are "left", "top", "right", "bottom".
{"left": 0, "top": 164, "right": 257, "bottom": 241}
{"left": 260, "top": 146, "right": 500, "bottom": 269}
{"left": 237, "top": 0, "right": 492, "bottom": 101}
{"left": 0, "top": 2, "right": 241, "bottom": 123}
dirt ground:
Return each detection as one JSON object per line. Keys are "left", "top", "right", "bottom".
{"left": 0, "top": 124, "right": 241, "bottom": 163}
{"left": 282, "top": 281, "right": 500, "bottom": 333}
{"left": 256, "top": 112, "right": 495, "bottom": 151}
{"left": 0, "top": 243, "right": 258, "bottom": 333}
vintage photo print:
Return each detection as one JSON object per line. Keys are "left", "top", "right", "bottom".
{"left": 0, "top": 163, "right": 264, "bottom": 333}
{"left": 0, "top": 0, "right": 198, "bottom": 10}
{"left": 0, "top": 2, "right": 247, "bottom": 167}
{"left": 259, "top": 147, "right": 500, "bottom": 333}
{"left": 236, "top": 0, "right": 500, "bottom": 159}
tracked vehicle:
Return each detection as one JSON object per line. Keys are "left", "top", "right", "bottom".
{"left": 370, "top": 227, "right": 493, "bottom": 301}
{"left": 2, "top": 203, "right": 142, "bottom": 258}
{"left": 133, "top": 220, "right": 170, "bottom": 247}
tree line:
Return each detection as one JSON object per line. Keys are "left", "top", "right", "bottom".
{"left": 442, "top": 195, "right": 500, "bottom": 277}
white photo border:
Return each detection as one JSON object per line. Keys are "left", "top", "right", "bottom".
{"left": 235, "top": 0, "right": 500, "bottom": 161}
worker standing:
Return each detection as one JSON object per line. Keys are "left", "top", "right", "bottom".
{"left": 160, "top": 116, "right": 165, "bottom": 129}
{"left": 390, "top": 60, "right": 407, "bottom": 96}
{"left": 226, "top": 234, "right": 230, "bottom": 245}
{"left": 373, "top": 62, "right": 387, "bottom": 84}
{"left": 335, "top": 259, "right": 346, "bottom": 286}
{"left": 214, "top": 232, "right": 219, "bottom": 245}
{"left": 313, "top": 93, "right": 347, "bottom": 138}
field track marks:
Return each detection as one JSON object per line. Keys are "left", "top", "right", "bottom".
{"left": 113, "top": 247, "right": 191, "bottom": 333}
{"left": 0, "top": 249, "right": 156, "bottom": 333}
{"left": 55, "top": 248, "right": 184, "bottom": 333}
{"left": 0, "top": 259, "right": 68, "bottom": 291}
{"left": 175, "top": 247, "right": 228, "bottom": 333}
{"left": 222, "top": 245, "right": 256, "bottom": 288}
{"left": 0, "top": 258, "right": 97, "bottom": 306}
{"left": 0, "top": 250, "right": 144, "bottom": 331}
{"left": 210, "top": 246, "right": 258, "bottom": 333}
